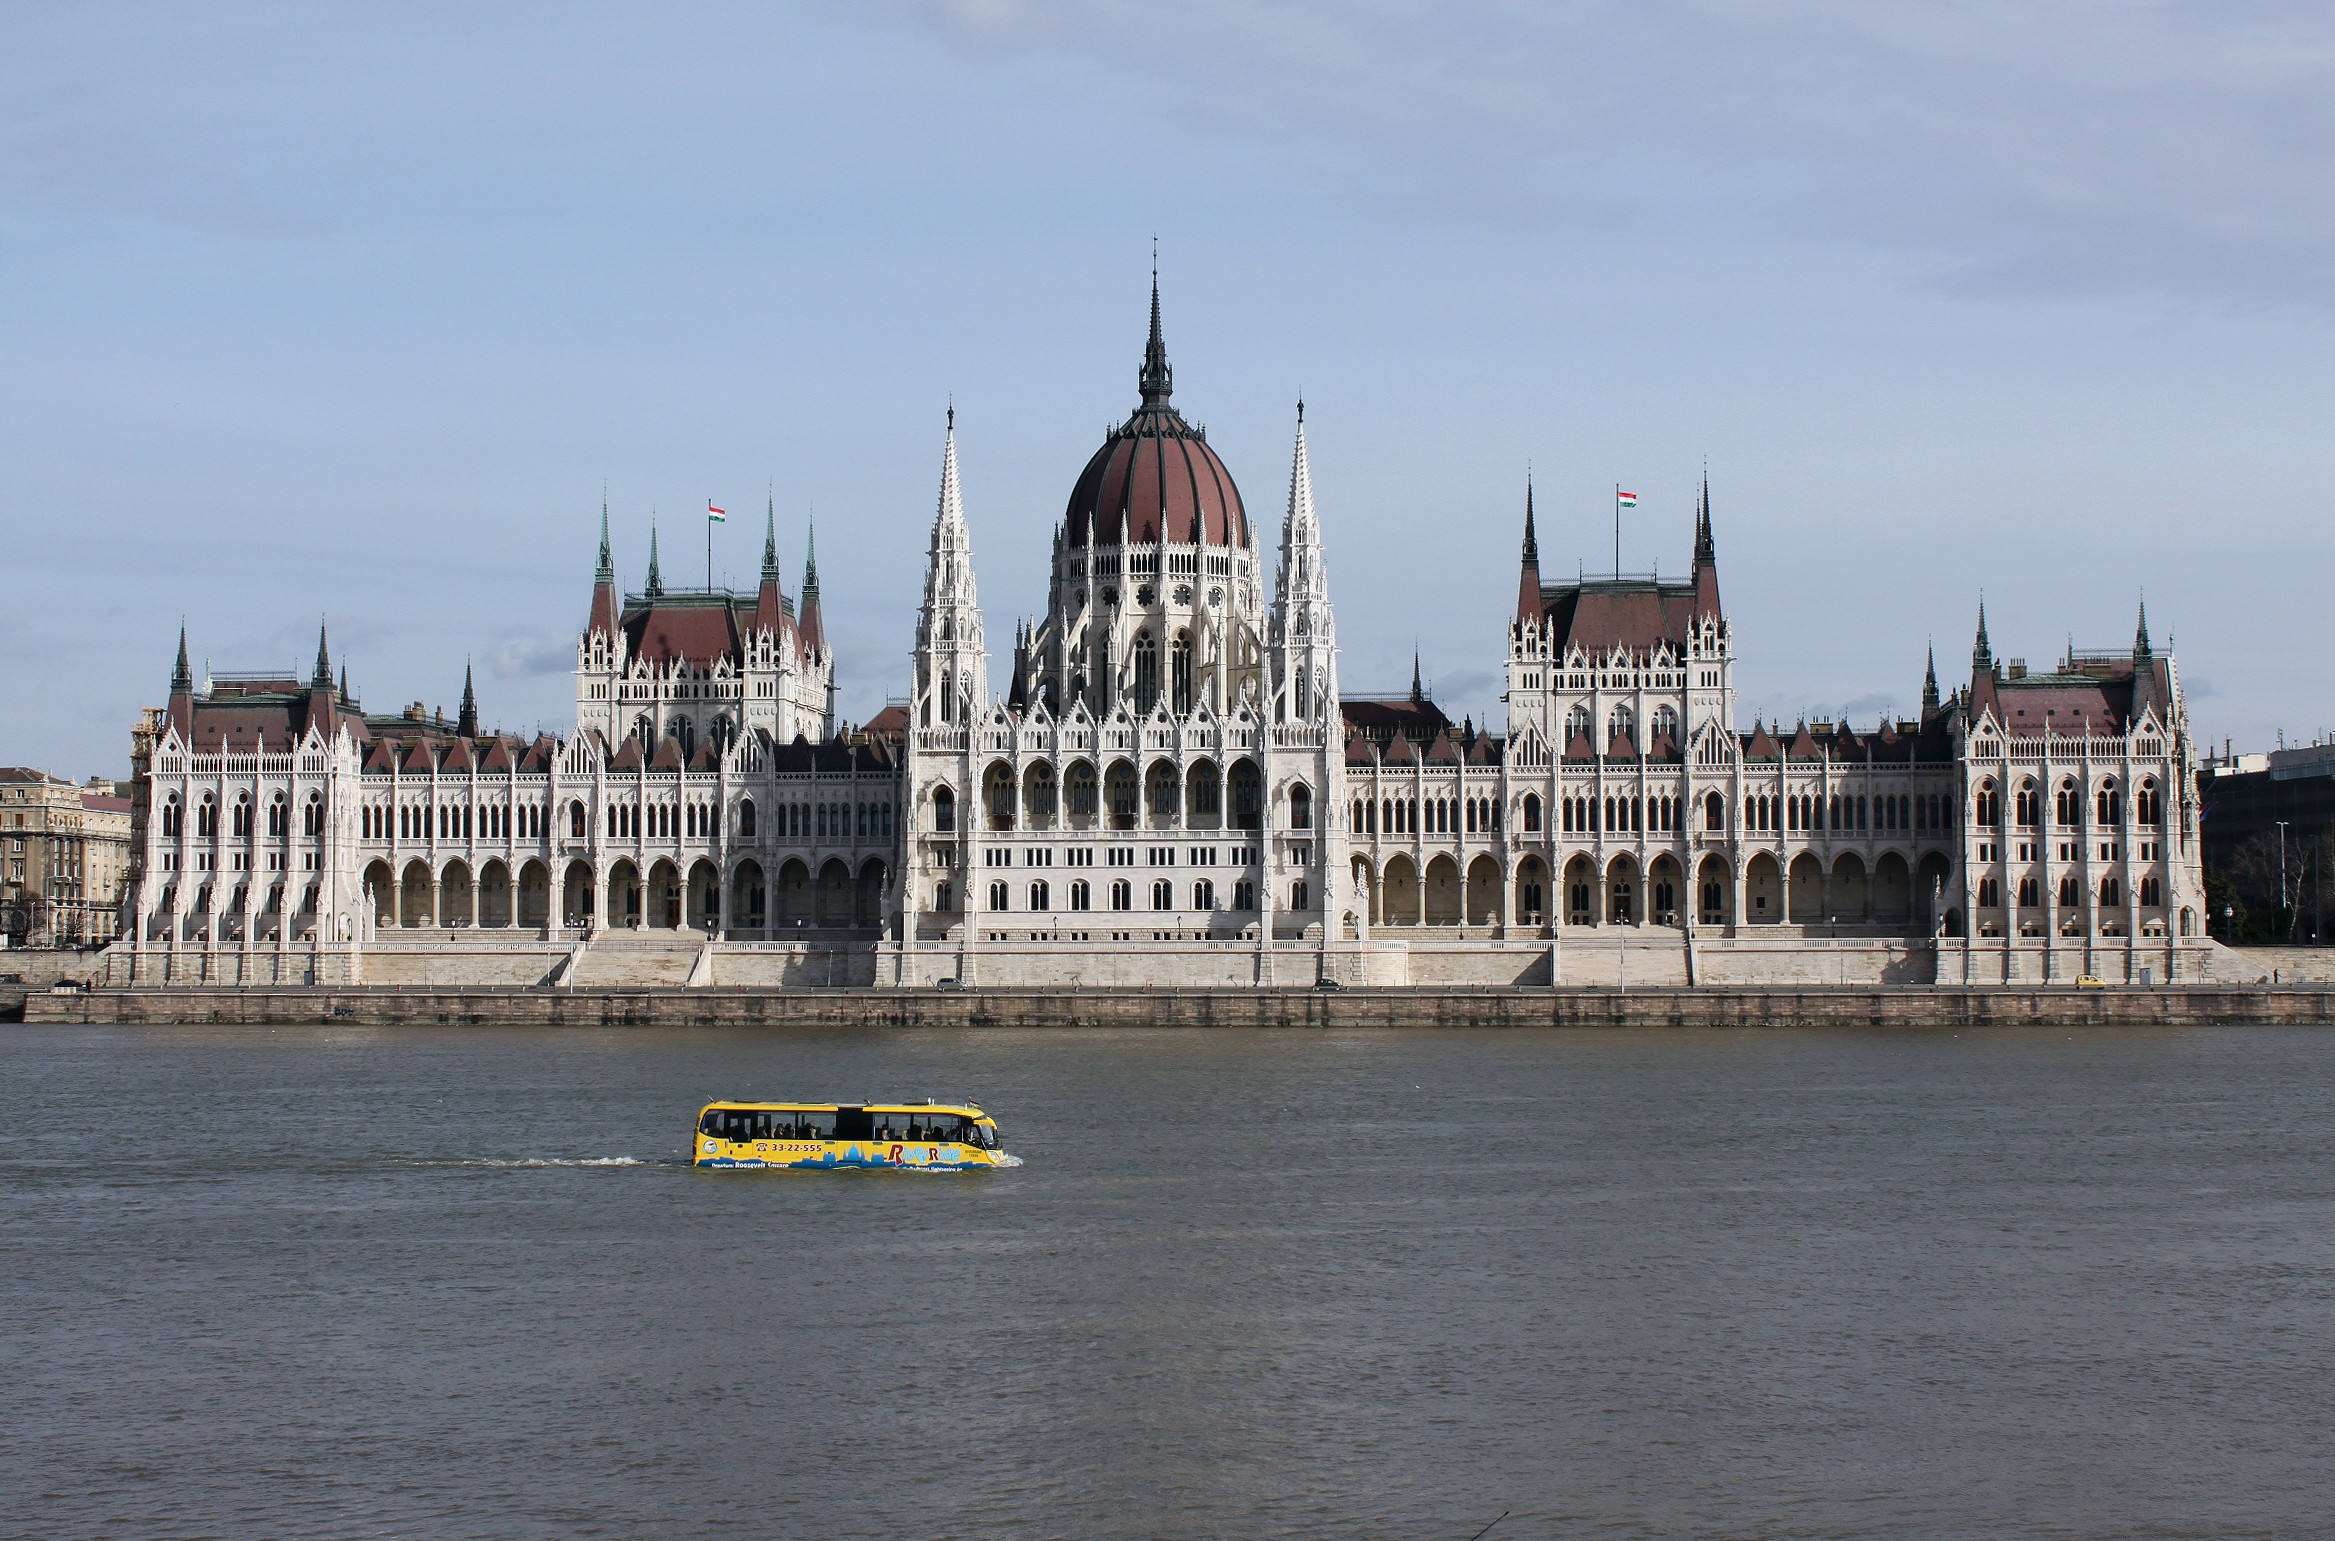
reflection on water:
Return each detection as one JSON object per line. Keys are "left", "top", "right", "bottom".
{"left": 6, "top": 1023, "right": 2335, "bottom": 1539}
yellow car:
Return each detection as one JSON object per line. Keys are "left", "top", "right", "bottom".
{"left": 2075, "top": 975, "right": 2107, "bottom": 989}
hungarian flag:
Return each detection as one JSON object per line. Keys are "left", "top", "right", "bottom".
{"left": 1617, "top": 490, "right": 1639, "bottom": 508}
{"left": 707, "top": 502, "right": 727, "bottom": 522}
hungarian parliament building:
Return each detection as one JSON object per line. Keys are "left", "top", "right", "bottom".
{"left": 114, "top": 285, "right": 2213, "bottom": 989}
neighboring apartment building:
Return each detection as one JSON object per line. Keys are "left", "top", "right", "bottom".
{"left": 0, "top": 768, "right": 134, "bottom": 946}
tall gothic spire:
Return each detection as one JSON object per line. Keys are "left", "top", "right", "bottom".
{"left": 1922, "top": 643, "right": 1940, "bottom": 714}
{"left": 596, "top": 487, "right": 613, "bottom": 581}
{"left": 172, "top": 624, "right": 193, "bottom": 695}
{"left": 311, "top": 620, "right": 332, "bottom": 691}
{"left": 458, "top": 661, "right": 478, "bottom": 738}
{"left": 1138, "top": 263, "right": 1172, "bottom": 408}
{"left": 1972, "top": 597, "right": 1993, "bottom": 675}
{"left": 2133, "top": 595, "right": 2153, "bottom": 661}
{"left": 761, "top": 491, "right": 780, "bottom": 583}
{"left": 1694, "top": 474, "right": 1716, "bottom": 567}
{"left": 802, "top": 514, "right": 820, "bottom": 600}
{"left": 1271, "top": 398, "right": 1335, "bottom": 664}
{"left": 1516, "top": 479, "right": 1544, "bottom": 621}
{"left": 644, "top": 522, "right": 664, "bottom": 598}
{"left": 1411, "top": 648, "right": 1424, "bottom": 704}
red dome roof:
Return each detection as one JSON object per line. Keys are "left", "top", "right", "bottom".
{"left": 1062, "top": 282, "right": 1250, "bottom": 549}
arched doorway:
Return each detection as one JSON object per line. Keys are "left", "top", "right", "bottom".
{"left": 775, "top": 858, "right": 810, "bottom": 926}
{"left": 1787, "top": 853, "right": 1826, "bottom": 923}
{"left": 816, "top": 858, "right": 852, "bottom": 926}
{"left": 1872, "top": 852, "right": 1913, "bottom": 927}
{"left": 606, "top": 860, "right": 642, "bottom": 929}
{"left": 730, "top": 859, "right": 766, "bottom": 934}
{"left": 1424, "top": 854, "right": 1462, "bottom": 925}
{"left": 1465, "top": 855, "right": 1502, "bottom": 926}
{"left": 1605, "top": 854, "right": 1639, "bottom": 925}
{"left": 560, "top": 860, "right": 594, "bottom": 928}
{"left": 477, "top": 859, "right": 512, "bottom": 928}
{"left": 1564, "top": 855, "right": 1596, "bottom": 926}
{"left": 1696, "top": 854, "right": 1732, "bottom": 926}
{"left": 399, "top": 860, "right": 433, "bottom": 928}
{"left": 1513, "top": 856, "right": 1548, "bottom": 929}
{"left": 1830, "top": 852, "right": 1868, "bottom": 923}
{"left": 1648, "top": 854, "right": 1681, "bottom": 927}
{"left": 686, "top": 858, "right": 721, "bottom": 930}
{"left": 856, "top": 858, "right": 887, "bottom": 928}
{"left": 439, "top": 860, "right": 474, "bottom": 928}
{"left": 1382, "top": 854, "right": 1420, "bottom": 926}
{"left": 1745, "top": 853, "right": 1782, "bottom": 923}
{"left": 517, "top": 860, "right": 551, "bottom": 929}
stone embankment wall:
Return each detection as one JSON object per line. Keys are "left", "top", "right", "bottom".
{"left": 26, "top": 984, "right": 2335, "bottom": 1029}
{"left": 0, "top": 949, "right": 110, "bottom": 1018}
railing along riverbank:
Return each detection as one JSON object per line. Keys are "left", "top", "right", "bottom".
{"left": 20, "top": 984, "right": 2335, "bottom": 1029}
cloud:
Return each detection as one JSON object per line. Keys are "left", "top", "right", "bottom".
{"left": 489, "top": 634, "right": 575, "bottom": 679}
{"left": 917, "top": 0, "right": 2335, "bottom": 306}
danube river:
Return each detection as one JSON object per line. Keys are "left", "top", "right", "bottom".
{"left": 7, "top": 1023, "right": 2334, "bottom": 1539}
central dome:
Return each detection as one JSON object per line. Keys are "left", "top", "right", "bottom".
{"left": 1062, "top": 284, "right": 1250, "bottom": 549}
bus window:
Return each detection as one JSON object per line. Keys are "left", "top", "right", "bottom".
{"left": 833, "top": 1108, "right": 874, "bottom": 1141}
{"left": 794, "top": 1110, "right": 837, "bottom": 1140}
{"left": 699, "top": 1109, "right": 723, "bottom": 1136}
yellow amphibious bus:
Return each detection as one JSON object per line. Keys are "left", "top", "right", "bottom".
{"left": 692, "top": 1101, "right": 1014, "bottom": 1170}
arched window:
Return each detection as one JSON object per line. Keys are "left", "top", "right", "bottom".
{"left": 633, "top": 714, "right": 654, "bottom": 750}
{"left": 1110, "top": 879, "right": 1132, "bottom": 911}
{"left": 934, "top": 881, "right": 953, "bottom": 911}
{"left": 1229, "top": 761, "right": 1262, "bottom": 829}
{"left": 1027, "top": 762, "right": 1059, "bottom": 822}
{"left": 569, "top": 800, "right": 586, "bottom": 838}
{"left": 1290, "top": 784, "right": 1312, "bottom": 831}
{"left": 1705, "top": 791, "right": 1725, "bottom": 831}
{"left": 1029, "top": 880, "right": 1049, "bottom": 911}
{"left": 1193, "top": 878, "right": 1216, "bottom": 911}
{"left": 989, "top": 881, "right": 1009, "bottom": 911}
{"left": 2054, "top": 779, "right": 2079, "bottom": 827}
{"left": 1134, "top": 632, "right": 1159, "bottom": 715}
{"left": 2058, "top": 875, "right": 2080, "bottom": 906}
{"left": 1152, "top": 879, "right": 1173, "bottom": 911}
{"left": 1146, "top": 761, "right": 1179, "bottom": 819}
{"left": 938, "top": 667, "right": 954, "bottom": 724}
{"left": 232, "top": 794, "right": 252, "bottom": 837}
{"left": 1652, "top": 704, "right": 1678, "bottom": 743}
{"left": 162, "top": 794, "right": 182, "bottom": 838}
{"left": 932, "top": 787, "right": 956, "bottom": 834}
{"left": 1607, "top": 704, "right": 1636, "bottom": 747}
{"left": 1066, "top": 762, "right": 1098, "bottom": 818}
{"left": 197, "top": 794, "right": 217, "bottom": 837}
{"left": 2015, "top": 779, "right": 2038, "bottom": 828}
{"left": 304, "top": 793, "right": 324, "bottom": 836}
{"left": 1565, "top": 704, "right": 1591, "bottom": 747}
{"left": 739, "top": 798, "right": 756, "bottom": 837}
{"left": 1978, "top": 877, "right": 2001, "bottom": 907}
{"left": 2097, "top": 779, "right": 2121, "bottom": 825}
{"left": 2136, "top": 779, "right": 2160, "bottom": 825}
{"left": 1295, "top": 669, "right": 1312, "bottom": 719}
{"left": 1974, "top": 780, "right": 1999, "bottom": 827}
{"left": 710, "top": 714, "right": 734, "bottom": 755}
{"left": 1188, "top": 760, "right": 1221, "bottom": 818}
{"left": 2101, "top": 876, "right": 2123, "bottom": 906}
{"left": 1171, "top": 630, "right": 1193, "bottom": 716}
{"left": 267, "top": 794, "right": 287, "bottom": 836}
{"left": 2017, "top": 876, "right": 2040, "bottom": 907}
{"left": 1070, "top": 880, "right": 1090, "bottom": 911}
{"left": 1522, "top": 793, "right": 1543, "bottom": 833}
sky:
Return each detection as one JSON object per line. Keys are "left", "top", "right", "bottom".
{"left": 5, "top": 1, "right": 2332, "bottom": 781}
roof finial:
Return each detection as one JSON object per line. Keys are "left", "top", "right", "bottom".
{"left": 172, "top": 623, "right": 193, "bottom": 695}
{"left": 1411, "top": 647, "right": 1424, "bottom": 704}
{"left": 1139, "top": 255, "right": 1172, "bottom": 408}
{"left": 645, "top": 519, "right": 664, "bottom": 598}
{"left": 597, "top": 484, "right": 613, "bottom": 580}
{"left": 458, "top": 660, "right": 478, "bottom": 738}
{"left": 762, "top": 486, "right": 779, "bottom": 582}
{"left": 1922, "top": 641, "right": 1940, "bottom": 714}
{"left": 2134, "top": 592, "right": 2153, "bottom": 660}
{"left": 1521, "top": 475, "right": 1540, "bottom": 568}
{"left": 1972, "top": 594, "right": 1993, "bottom": 674}
{"left": 803, "top": 507, "right": 820, "bottom": 596}
{"left": 312, "top": 618, "right": 332, "bottom": 690}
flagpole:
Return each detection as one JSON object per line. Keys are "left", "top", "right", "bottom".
{"left": 707, "top": 505, "right": 714, "bottom": 592}
{"left": 1614, "top": 484, "right": 1621, "bottom": 580}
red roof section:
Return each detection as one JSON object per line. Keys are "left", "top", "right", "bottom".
{"left": 1065, "top": 411, "right": 1248, "bottom": 548}
{"left": 1534, "top": 581, "right": 1702, "bottom": 658}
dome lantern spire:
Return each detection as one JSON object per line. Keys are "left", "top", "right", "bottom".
{"left": 1138, "top": 261, "right": 1172, "bottom": 409}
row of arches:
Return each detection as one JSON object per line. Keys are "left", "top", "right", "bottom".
{"left": 940, "top": 759, "right": 1304, "bottom": 834}
{"left": 1976, "top": 775, "right": 2162, "bottom": 829}
{"left": 160, "top": 790, "right": 325, "bottom": 840}
{"left": 357, "top": 855, "right": 888, "bottom": 933}
{"left": 1348, "top": 849, "right": 1965, "bottom": 932}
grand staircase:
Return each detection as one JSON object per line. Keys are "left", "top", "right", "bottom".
{"left": 567, "top": 930, "right": 706, "bottom": 988}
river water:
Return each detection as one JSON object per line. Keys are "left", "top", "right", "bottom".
{"left": 5, "top": 1022, "right": 2334, "bottom": 1540}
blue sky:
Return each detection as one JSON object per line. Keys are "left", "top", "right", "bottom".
{"left": 6, "top": 1, "right": 2331, "bottom": 779}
